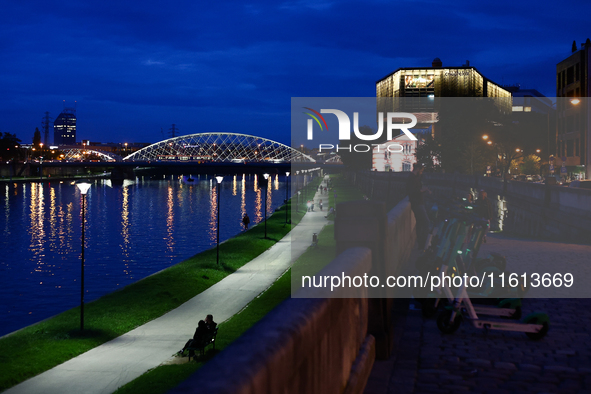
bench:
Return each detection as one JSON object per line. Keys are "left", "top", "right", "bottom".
{"left": 186, "top": 328, "right": 218, "bottom": 362}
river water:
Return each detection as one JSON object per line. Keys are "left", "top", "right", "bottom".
{"left": 0, "top": 174, "right": 288, "bottom": 337}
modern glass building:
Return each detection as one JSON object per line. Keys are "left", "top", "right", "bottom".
{"left": 376, "top": 58, "right": 512, "bottom": 100}
{"left": 53, "top": 108, "right": 76, "bottom": 145}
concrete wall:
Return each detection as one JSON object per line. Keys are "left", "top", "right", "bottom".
{"left": 169, "top": 247, "right": 375, "bottom": 394}
{"left": 334, "top": 197, "right": 416, "bottom": 359}
{"left": 348, "top": 171, "right": 591, "bottom": 243}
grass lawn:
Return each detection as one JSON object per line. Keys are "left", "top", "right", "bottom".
{"left": 0, "top": 178, "right": 324, "bottom": 391}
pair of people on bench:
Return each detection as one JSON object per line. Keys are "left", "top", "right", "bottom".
{"left": 178, "top": 314, "right": 217, "bottom": 355}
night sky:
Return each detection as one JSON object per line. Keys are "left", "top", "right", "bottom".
{"left": 1, "top": 0, "right": 590, "bottom": 146}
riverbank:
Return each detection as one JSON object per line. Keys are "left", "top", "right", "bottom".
{"left": 0, "top": 173, "right": 109, "bottom": 183}
{"left": 113, "top": 174, "right": 366, "bottom": 394}
{"left": 0, "top": 177, "right": 322, "bottom": 391}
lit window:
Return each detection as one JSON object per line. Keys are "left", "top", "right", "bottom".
{"left": 512, "top": 106, "right": 523, "bottom": 112}
{"left": 524, "top": 107, "right": 531, "bottom": 112}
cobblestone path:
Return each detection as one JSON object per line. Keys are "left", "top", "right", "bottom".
{"left": 366, "top": 233, "right": 591, "bottom": 394}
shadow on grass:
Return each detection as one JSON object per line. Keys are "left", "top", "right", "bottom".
{"left": 189, "top": 348, "right": 220, "bottom": 363}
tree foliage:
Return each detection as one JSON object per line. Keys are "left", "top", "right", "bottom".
{"left": 0, "top": 131, "right": 22, "bottom": 161}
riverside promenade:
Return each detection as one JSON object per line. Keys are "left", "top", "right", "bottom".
{"left": 4, "top": 178, "right": 329, "bottom": 394}
{"left": 365, "top": 233, "right": 591, "bottom": 394}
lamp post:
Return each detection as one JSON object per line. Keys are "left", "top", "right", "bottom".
{"left": 76, "top": 181, "right": 91, "bottom": 331}
{"left": 263, "top": 173, "right": 269, "bottom": 238}
{"left": 297, "top": 190, "right": 301, "bottom": 213}
{"left": 285, "top": 171, "right": 290, "bottom": 224}
{"left": 215, "top": 176, "right": 223, "bottom": 265}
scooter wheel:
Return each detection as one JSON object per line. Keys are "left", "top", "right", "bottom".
{"left": 509, "top": 306, "right": 522, "bottom": 320}
{"left": 524, "top": 316, "right": 549, "bottom": 340}
{"left": 437, "top": 310, "right": 462, "bottom": 334}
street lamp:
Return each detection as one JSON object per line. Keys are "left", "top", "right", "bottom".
{"left": 76, "top": 181, "right": 91, "bottom": 331}
{"left": 297, "top": 190, "right": 301, "bottom": 213}
{"left": 215, "top": 176, "right": 223, "bottom": 265}
{"left": 263, "top": 173, "right": 269, "bottom": 238}
{"left": 285, "top": 171, "right": 290, "bottom": 224}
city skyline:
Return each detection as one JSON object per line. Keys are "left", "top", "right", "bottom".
{"left": 1, "top": 0, "right": 590, "bottom": 146}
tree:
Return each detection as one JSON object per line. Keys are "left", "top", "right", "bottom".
{"left": 0, "top": 131, "right": 22, "bottom": 161}
{"left": 434, "top": 98, "right": 501, "bottom": 174}
{"left": 33, "top": 127, "right": 42, "bottom": 147}
{"left": 519, "top": 154, "right": 541, "bottom": 175}
{"left": 415, "top": 132, "right": 441, "bottom": 172}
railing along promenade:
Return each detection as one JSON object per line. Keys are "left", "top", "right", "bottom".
{"left": 349, "top": 171, "right": 591, "bottom": 243}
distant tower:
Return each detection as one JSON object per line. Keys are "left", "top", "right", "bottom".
{"left": 42, "top": 112, "right": 52, "bottom": 146}
{"left": 53, "top": 101, "right": 77, "bottom": 145}
{"left": 170, "top": 124, "right": 178, "bottom": 138}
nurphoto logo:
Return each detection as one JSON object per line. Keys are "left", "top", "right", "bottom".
{"left": 303, "top": 108, "right": 418, "bottom": 153}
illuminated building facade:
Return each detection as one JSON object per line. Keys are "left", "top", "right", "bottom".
{"left": 53, "top": 108, "right": 76, "bottom": 145}
{"left": 373, "top": 59, "right": 511, "bottom": 171}
{"left": 376, "top": 58, "right": 512, "bottom": 100}
{"left": 556, "top": 38, "right": 590, "bottom": 179}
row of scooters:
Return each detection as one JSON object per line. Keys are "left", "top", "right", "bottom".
{"left": 415, "top": 197, "right": 549, "bottom": 340}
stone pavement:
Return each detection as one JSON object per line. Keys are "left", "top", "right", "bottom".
{"left": 5, "top": 176, "right": 330, "bottom": 394}
{"left": 365, "top": 233, "right": 591, "bottom": 394}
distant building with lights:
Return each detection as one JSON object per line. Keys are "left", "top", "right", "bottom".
{"left": 373, "top": 58, "right": 511, "bottom": 171}
{"left": 376, "top": 58, "right": 512, "bottom": 99}
{"left": 556, "top": 38, "right": 591, "bottom": 179}
{"left": 53, "top": 107, "right": 77, "bottom": 145}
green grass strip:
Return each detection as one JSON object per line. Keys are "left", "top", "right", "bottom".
{"left": 0, "top": 178, "right": 323, "bottom": 391}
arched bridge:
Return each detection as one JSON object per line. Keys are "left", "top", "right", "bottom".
{"left": 123, "top": 133, "right": 315, "bottom": 163}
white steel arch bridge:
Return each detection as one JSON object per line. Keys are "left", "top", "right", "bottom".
{"left": 123, "top": 133, "right": 315, "bottom": 163}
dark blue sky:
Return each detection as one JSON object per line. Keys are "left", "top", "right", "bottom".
{"left": 1, "top": 0, "right": 590, "bottom": 146}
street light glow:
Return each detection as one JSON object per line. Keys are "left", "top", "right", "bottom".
{"left": 570, "top": 98, "right": 581, "bottom": 105}
{"left": 482, "top": 135, "right": 488, "bottom": 140}
{"left": 215, "top": 176, "right": 224, "bottom": 184}
{"left": 76, "top": 182, "right": 91, "bottom": 195}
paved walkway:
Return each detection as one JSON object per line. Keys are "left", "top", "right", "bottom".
{"left": 5, "top": 177, "right": 330, "bottom": 394}
{"left": 365, "top": 233, "right": 591, "bottom": 394}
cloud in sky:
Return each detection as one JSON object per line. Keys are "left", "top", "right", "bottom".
{"left": 1, "top": 0, "right": 590, "bottom": 145}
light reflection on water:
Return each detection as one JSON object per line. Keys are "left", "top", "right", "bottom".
{"left": 0, "top": 175, "right": 288, "bottom": 337}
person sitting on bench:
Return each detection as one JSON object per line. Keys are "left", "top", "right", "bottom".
{"left": 205, "top": 314, "right": 217, "bottom": 332}
{"left": 178, "top": 320, "right": 207, "bottom": 355}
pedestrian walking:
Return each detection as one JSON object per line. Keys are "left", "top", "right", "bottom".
{"left": 242, "top": 213, "right": 250, "bottom": 230}
{"left": 475, "top": 190, "right": 493, "bottom": 242}
{"left": 319, "top": 199, "right": 323, "bottom": 211}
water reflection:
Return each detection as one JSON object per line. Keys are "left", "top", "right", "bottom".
{"left": 121, "top": 185, "right": 131, "bottom": 257}
{"left": 209, "top": 178, "right": 218, "bottom": 243}
{"left": 241, "top": 175, "right": 246, "bottom": 229}
{"left": 0, "top": 176, "right": 288, "bottom": 337}
{"left": 165, "top": 185, "right": 174, "bottom": 252}
{"left": 254, "top": 174, "right": 262, "bottom": 223}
